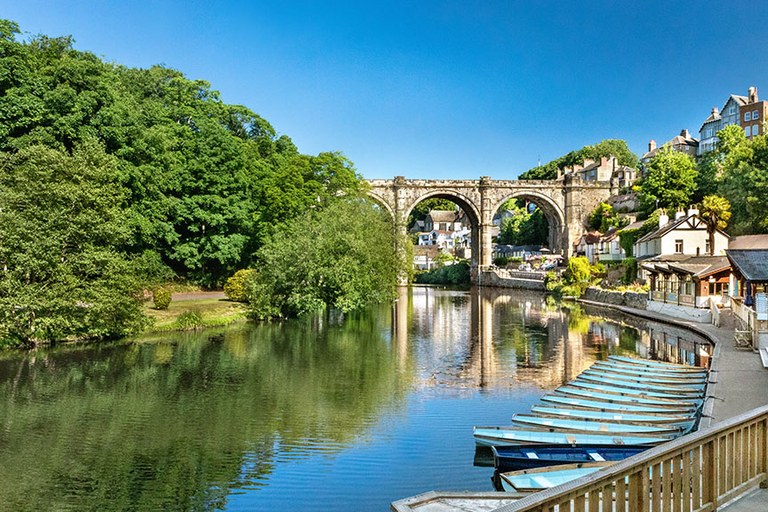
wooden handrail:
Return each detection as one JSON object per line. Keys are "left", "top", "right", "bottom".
{"left": 493, "top": 404, "right": 768, "bottom": 512}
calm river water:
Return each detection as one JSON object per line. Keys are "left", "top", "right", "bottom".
{"left": 0, "top": 287, "right": 710, "bottom": 512}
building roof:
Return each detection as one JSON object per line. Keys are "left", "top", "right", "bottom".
{"left": 642, "top": 256, "right": 730, "bottom": 279}
{"left": 636, "top": 215, "right": 690, "bottom": 244}
{"left": 727, "top": 249, "right": 768, "bottom": 282}
{"left": 729, "top": 234, "right": 768, "bottom": 250}
{"left": 642, "top": 133, "right": 699, "bottom": 160}
{"left": 427, "top": 210, "right": 458, "bottom": 223}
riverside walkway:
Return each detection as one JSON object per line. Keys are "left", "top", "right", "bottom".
{"left": 392, "top": 304, "right": 768, "bottom": 512}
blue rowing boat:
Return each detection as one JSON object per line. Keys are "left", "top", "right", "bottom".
{"left": 498, "top": 462, "right": 613, "bottom": 491}
{"left": 576, "top": 374, "right": 703, "bottom": 396}
{"left": 553, "top": 386, "right": 701, "bottom": 410}
{"left": 530, "top": 405, "right": 696, "bottom": 427}
{"left": 492, "top": 444, "right": 648, "bottom": 472}
{"left": 580, "top": 369, "right": 707, "bottom": 390}
{"left": 594, "top": 360, "right": 707, "bottom": 376}
{"left": 569, "top": 380, "right": 703, "bottom": 400}
{"left": 540, "top": 395, "right": 702, "bottom": 415}
{"left": 473, "top": 426, "right": 670, "bottom": 447}
{"left": 511, "top": 414, "right": 687, "bottom": 435}
{"left": 589, "top": 364, "right": 708, "bottom": 383}
{"left": 607, "top": 356, "right": 707, "bottom": 373}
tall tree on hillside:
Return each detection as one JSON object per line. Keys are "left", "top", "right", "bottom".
{"left": 699, "top": 195, "right": 731, "bottom": 255}
{"left": 519, "top": 139, "right": 638, "bottom": 180}
{"left": 717, "top": 124, "right": 768, "bottom": 234}
{"left": 637, "top": 148, "right": 698, "bottom": 214}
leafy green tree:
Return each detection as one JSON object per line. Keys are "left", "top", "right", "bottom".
{"left": 498, "top": 201, "right": 548, "bottom": 246}
{"left": 717, "top": 125, "right": 768, "bottom": 234}
{"left": 247, "top": 200, "right": 402, "bottom": 319}
{"left": 699, "top": 195, "right": 732, "bottom": 255}
{"left": 0, "top": 142, "right": 148, "bottom": 347}
{"left": 587, "top": 202, "right": 626, "bottom": 232}
{"left": 636, "top": 148, "right": 697, "bottom": 213}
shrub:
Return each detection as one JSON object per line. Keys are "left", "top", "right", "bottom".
{"left": 224, "top": 269, "right": 257, "bottom": 302}
{"left": 622, "top": 257, "right": 638, "bottom": 285}
{"left": 153, "top": 288, "right": 172, "bottom": 310}
{"left": 493, "top": 256, "right": 510, "bottom": 266}
{"left": 414, "top": 261, "right": 471, "bottom": 285}
{"left": 175, "top": 310, "right": 204, "bottom": 330}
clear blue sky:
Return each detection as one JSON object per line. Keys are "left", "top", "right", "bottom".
{"left": 4, "top": 1, "right": 768, "bottom": 179}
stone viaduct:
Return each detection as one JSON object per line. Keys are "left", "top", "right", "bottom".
{"left": 367, "top": 175, "right": 616, "bottom": 277}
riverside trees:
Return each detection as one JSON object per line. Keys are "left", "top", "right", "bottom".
{"left": 0, "top": 20, "right": 380, "bottom": 345}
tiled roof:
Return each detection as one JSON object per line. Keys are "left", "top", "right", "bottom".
{"left": 729, "top": 234, "right": 768, "bottom": 250}
{"left": 642, "top": 255, "right": 730, "bottom": 278}
{"left": 636, "top": 215, "right": 691, "bottom": 244}
{"left": 727, "top": 249, "right": 768, "bottom": 282}
{"left": 427, "top": 210, "right": 458, "bottom": 223}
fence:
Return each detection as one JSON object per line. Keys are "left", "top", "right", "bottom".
{"left": 493, "top": 404, "right": 768, "bottom": 512}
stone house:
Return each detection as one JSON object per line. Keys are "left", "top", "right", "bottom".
{"left": 641, "top": 129, "right": 699, "bottom": 164}
{"left": 698, "top": 89, "right": 751, "bottom": 156}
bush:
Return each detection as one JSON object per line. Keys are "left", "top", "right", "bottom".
{"left": 174, "top": 310, "right": 204, "bottom": 330}
{"left": 224, "top": 269, "right": 257, "bottom": 302}
{"left": 622, "top": 257, "right": 638, "bottom": 285}
{"left": 414, "top": 261, "right": 471, "bottom": 285}
{"left": 153, "top": 288, "right": 172, "bottom": 310}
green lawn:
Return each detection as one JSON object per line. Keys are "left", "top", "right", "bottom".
{"left": 144, "top": 298, "right": 248, "bottom": 332}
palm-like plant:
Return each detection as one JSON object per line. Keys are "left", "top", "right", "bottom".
{"left": 700, "top": 195, "right": 732, "bottom": 255}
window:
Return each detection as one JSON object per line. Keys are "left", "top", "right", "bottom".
{"left": 675, "top": 239, "right": 684, "bottom": 253}
{"left": 705, "top": 128, "right": 713, "bottom": 138}
{"left": 753, "top": 110, "right": 760, "bottom": 120}
{"left": 753, "top": 124, "right": 760, "bottom": 136}
{"left": 705, "top": 239, "right": 711, "bottom": 254}
{"left": 745, "top": 112, "right": 752, "bottom": 122}
{"left": 745, "top": 126, "right": 751, "bottom": 136}
{"left": 729, "top": 105, "right": 736, "bottom": 114}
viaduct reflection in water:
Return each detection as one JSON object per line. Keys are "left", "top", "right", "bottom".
{"left": 393, "top": 286, "right": 711, "bottom": 392}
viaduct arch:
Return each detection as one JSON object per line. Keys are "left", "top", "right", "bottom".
{"left": 367, "top": 175, "right": 616, "bottom": 279}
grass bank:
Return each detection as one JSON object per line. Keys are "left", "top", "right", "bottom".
{"left": 144, "top": 295, "right": 248, "bottom": 333}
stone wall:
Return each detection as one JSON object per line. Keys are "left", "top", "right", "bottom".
{"left": 583, "top": 287, "right": 648, "bottom": 309}
{"left": 477, "top": 270, "right": 546, "bottom": 291}
{"left": 645, "top": 300, "right": 712, "bottom": 323}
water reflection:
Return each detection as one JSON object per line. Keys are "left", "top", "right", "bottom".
{"left": 0, "top": 287, "right": 711, "bottom": 512}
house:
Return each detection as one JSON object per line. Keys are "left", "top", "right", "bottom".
{"left": 643, "top": 256, "right": 732, "bottom": 309}
{"left": 641, "top": 129, "right": 699, "bottom": 164}
{"left": 424, "top": 210, "right": 464, "bottom": 232}
{"left": 633, "top": 208, "right": 730, "bottom": 263}
{"left": 596, "top": 228, "right": 625, "bottom": 262}
{"left": 416, "top": 209, "right": 472, "bottom": 251}
{"left": 739, "top": 86, "right": 768, "bottom": 140}
{"left": 573, "top": 231, "right": 603, "bottom": 263}
{"left": 559, "top": 156, "right": 637, "bottom": 190}
{"left": 698, "top": 89, "right": 753, "bottom": 156}
{"left": 726, "top": 235, "right": 768, "bottom": 349}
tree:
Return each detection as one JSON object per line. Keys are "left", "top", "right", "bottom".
{"left": 637, "top": 148, "right": 697, "bottom": 213}
{"left": 699, "top": 195, "right": 731, "bottom": 255}
{"left": 247, "top": 200, "right": 403, "bottom": 319}
{"left": 717, "top": 124, "right": 768, "bottom": 234}
{"left": 0, "top": 142, "right": 148, "bottom": 347}
{"left": 498, "top": 201, "right": 548, "bottom": 246}
{"left": 587, "top": 202, "right": 626, "bottom": 232}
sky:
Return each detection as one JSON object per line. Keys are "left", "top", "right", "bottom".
{"left": 4, "top": 1, "right": 768, "bottom": 180}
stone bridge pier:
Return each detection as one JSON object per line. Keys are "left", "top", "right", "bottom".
{"left": 367, "top": 175, "right": 614, "bottom": 283}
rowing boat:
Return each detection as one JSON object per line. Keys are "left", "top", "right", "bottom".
{"left": 473, "top": 426, "right": 671, "bottom": 447}
{"left": 510, "top": 414, "right": 688, "bottom": 435}
{"left": 575, "top": 374, "right": 703, "bottom": 396}
{"left": 492, "top": 444, "right": 648, "bottom": 472}
{"left": 553, "top": 386, "right": 702, "bottom": 409}
{"left": 540, "top": 395, "right": 702, "bottom": 415}
{"left": 498, "top": 462, "right": 613, "bottom": 491}
{"left": 564, "top": 381, "right": 704, "bottom": 401}
{"left": 580, "top": 369, "right": 707, "bottom": 390}
{"left": 607, "top": 356, "right": 707, "bottom": 372}
{"left": 529, "top": 405, "right": 696, "bottom": 427}
{"left": 594, "top": 360, "right": 707, "bottom": 376}
{"left": 588, "top": 364, "right": 708, "bottom": 383}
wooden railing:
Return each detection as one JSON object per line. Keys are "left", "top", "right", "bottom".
{"left": 709, "top": 297, "right": 721, "bottom": 328}
{"left": 494, "top": 404, "right": 768, "bottom": 512}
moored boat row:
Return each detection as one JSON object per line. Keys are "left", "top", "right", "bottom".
{"left": 474, "top": 355, "right": 709, "bottom": 492}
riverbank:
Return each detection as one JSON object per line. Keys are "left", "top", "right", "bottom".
{"left": 143, "top": 291, "right": 248, "bottom": 333}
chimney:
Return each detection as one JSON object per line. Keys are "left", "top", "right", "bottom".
{"left": 712, "top": 107, "right": 719, "bottom": 116}
{"left": 687, "top": 207, "right": 699, "bottom": 217}
{"left": 680, "top": 129, "right": 690, "bottom": 139}
{"left": 749, "top": 86, "right": 758, "bottom": 103}
{"left": 582, "top": 158, "right": 595, "bottom": 167}
{"left": 675, "top": 209, "right": 686, "bottom": 220}
{"left": 659, "top": 212, "right": 669, "bottom": 228}
{"left": 648, "top": 139, "right": 657, "bottom": 152}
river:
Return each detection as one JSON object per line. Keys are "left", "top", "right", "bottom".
{"left": 0, "top": 287, "right": 710, "bottom": 511}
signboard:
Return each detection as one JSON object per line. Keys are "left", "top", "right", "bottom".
{"left": 756, "top": 292, "right": 768, "bottom": 321}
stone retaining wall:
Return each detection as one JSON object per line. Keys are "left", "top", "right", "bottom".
{"left": 583, "top": 287, "right": 648, "bottom": 309}
{"left": 477, "top": 270, "right": 545, "bottom": 291}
